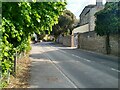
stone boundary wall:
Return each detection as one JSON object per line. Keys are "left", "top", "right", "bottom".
{"left": 59, "top": 36, "right": 63, "bottom": 44}
{"left": 57, "top": 35, "right": 72, "bottom": 47}
{"left": 78, "top": 32, "right": 119, "bottom": 56}
{"left": 110, "top": 35, "right": 119, "bottom": 56}
{"left": 63, "top": 36, "right": 71, "bottom": 47}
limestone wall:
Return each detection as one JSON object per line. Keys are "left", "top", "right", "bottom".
{"left": 63, "top": 36, "right": 72, "bottom": 47}
{"left": 57, "top": 35, "right": 72, "bottom": 47}
{"left": 78, "top": 32, "right": 119, "bottom": 56}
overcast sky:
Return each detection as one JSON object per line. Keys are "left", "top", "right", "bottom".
{"left": 66, "top": 0, "right": 106, "bottom": 19}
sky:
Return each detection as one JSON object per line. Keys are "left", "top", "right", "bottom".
{"left": 66, "top": 0, "right": 106, "bottom": 19}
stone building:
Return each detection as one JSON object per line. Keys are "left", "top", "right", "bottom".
{"left": 72, "top": 0, "right": 104, "bottom": 47}
{"left": 78, "top": 0, "right": 104, "bottom": 32}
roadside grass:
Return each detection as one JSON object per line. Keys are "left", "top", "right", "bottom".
{"left": 4, "top": 54, "right": 31, "bottom": 88}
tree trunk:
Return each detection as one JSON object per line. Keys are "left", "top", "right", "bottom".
{"left": 106, "top": 34, "right": 111, "bottom": 54}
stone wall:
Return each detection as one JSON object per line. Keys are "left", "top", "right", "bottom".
{"left": 63, "top": 36, "right": 72, "bottom": 47}
{"left": 110, "top": 35, "right": 119, "bottom": 56}
{"left": 89, "top": 6, "right": 104, "bottom": 31}
{"left": 57, "top": 35, "right": 72, "bottom": 47}
{"left": 78, "top": 32, "right": 119, "bottom": 56}
{"left": 59, "top": 36, "right": 63, "bottom": 44}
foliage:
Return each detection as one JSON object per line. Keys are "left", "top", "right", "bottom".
{"left": 95, "top": 2, "right": 120, "bottom": 36}
{"left": 95, "top": 2, "right": 120, "bottom": 54}
{"left": 51, "top": 10, "right": 76, "bottom": 38}
{"left": 1, "top": 1, "right": 66, "bottom": 79}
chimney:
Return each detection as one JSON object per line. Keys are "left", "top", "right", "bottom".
{"left": 96, "top": 0, "right": 103, "bottom": 6}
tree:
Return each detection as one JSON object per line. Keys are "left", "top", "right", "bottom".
{"left": 1, "top": 1, "right": 66, "bottom": 76}
{"left": 51, "top": 10, "right": 76, "bottom": 39}
{"left": 95, "top": 2, "right": 120, "bottom": 54}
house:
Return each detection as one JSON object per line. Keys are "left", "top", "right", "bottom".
{"left": 72, "top": 0, "right": 104, "bottom": 47}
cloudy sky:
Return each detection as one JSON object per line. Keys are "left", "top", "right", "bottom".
{"left": 66, "top": 0, "right": 106, "bottom": 19}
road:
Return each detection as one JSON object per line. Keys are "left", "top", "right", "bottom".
{"left": 30, "top": 42, "right": 119, "bottom": 88}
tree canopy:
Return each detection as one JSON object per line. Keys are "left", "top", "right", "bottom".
{"left": 51, "top": 10, "right": 76, "bottom": 38}
{"left": 1, "top": 1, "right": 66, "bottom": 76}
{"left": 95, "top": 2, "right": 120, "bottom": 36}
{"left": 95, "top": 2, "right": 120, "bottom": 54}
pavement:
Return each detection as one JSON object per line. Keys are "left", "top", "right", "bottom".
{"left": 29, "top": 42, "right": 119, "bottom": 88}
{"left": 29, "top": 43, "right": 76, "bottom": 88}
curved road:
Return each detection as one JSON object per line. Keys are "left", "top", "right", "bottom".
{"left": 31, "top": 42, "right": 119, "bottom": 88}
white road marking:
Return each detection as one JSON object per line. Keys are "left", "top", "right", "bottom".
{"left": 72, "top": 54, "right": 76, "bottom": 56}
{"left": 44, "top": 52, "right": 78, "bottom": 88}
{"left": 84, "top": 59, "right": 91, "bottom": 62}
{"left": 71, "top": 54, "right": 91, "bottom": 62}
{"left": 48, "top": 45, "right": 103, "bottom": 64}
{"left": 60, "top": 50, "right": 67, "bottom": 54}
{"left": 111, "top": 68, "right": 120, "bottom": 72}
{"left": 74, "top": 55, "right": 80, "bottom": 58}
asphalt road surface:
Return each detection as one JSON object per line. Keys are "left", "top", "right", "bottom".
{"left": 30, "top": 42, "right": 119, "bottom": 88}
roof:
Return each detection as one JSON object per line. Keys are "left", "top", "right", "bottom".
{"left": 85, "top": 4, "right": 96, "bottom": 8}
{"left": 79, "top": 4, "right": 96, "bottom": 17}
{"left": 73, "top": 24, "right": 89, "bottom": 34}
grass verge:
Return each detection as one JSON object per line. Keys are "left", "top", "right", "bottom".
{"left": 4, "top": 54, "right": 31, "bottom": 88}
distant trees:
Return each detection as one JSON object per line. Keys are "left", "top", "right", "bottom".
{"left": 51, "top": 10, "right": 76, "bottom": 39}
{"left": 95, "top": 2, "right": 120, "bottom": 54}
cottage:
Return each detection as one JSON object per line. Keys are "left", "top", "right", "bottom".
{"left": 72, "top": 0, "right": 104, "bottom": 47}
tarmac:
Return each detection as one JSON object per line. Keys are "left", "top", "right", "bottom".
{"left": 29, "top": 43, "right": 76, "bottom": 88}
